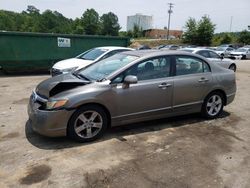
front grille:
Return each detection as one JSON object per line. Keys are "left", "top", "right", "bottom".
{"left": 51, "top": 68, "right": 62, "bottom": 77}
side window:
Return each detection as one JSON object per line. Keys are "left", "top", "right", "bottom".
{"left": 175, "top": 56, "right": 210, "bottom": 76}
{"left": 209, "top": 51, "right": 220, "bottom": 59}
{"left": 203, "top": 62, "right": 210, "bottom": 72}
{"left": 112, "top": 56, "right": 171, "bottom": 83}
{"left": 197, "top": 50, "right": 210, "bottom": 58}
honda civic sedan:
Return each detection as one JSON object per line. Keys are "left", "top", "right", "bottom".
{"left": 28, "top": 50, "right": 236, "bottom": 142}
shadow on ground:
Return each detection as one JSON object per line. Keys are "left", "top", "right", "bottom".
{"left": 25, "top": 111, "right": 231, "bottom": 150}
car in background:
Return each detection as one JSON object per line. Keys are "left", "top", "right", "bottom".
{"left": 137, "top": 45, "right": 151, "bottom": 50}
{"left": 229, "top": 48, "right": 250, "bottom": 60}
{"left": 28, "top": 50, "right": 236, "bottom": 142}
{"left": 160, "top": 44, "right": 180, "bottom": 50}
{"left": 180, "top": 48, "right": 237, "bottom": 72}
{"left": 215, "top": 47, "right": 235, "bottom": 58}
{"left": 51, "top": 46, "right": 133, "bottom": 76}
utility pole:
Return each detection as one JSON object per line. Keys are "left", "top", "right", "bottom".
{"left": 229, "top": 16, "right": 233, "bottom": 32}
{"left": 167, "top": 3, "right": 174, "bottom": 40}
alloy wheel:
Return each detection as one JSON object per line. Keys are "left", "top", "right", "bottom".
{"left": 74, "top": 110, "right": 103, "bottom": 139}
{"left": 206, "top": 95, "right": 222, "bottom": 116}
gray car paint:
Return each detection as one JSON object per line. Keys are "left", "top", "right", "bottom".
{"left": 28, "top": 50, "right": 236, "bottom": 137}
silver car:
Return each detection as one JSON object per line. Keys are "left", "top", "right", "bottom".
{"left": 28, "top": 50, "right": 236, "bottom": 142}
{"left": 229, "top": 48, "right": 250, "bottom": 60}
{"left": 180, "top": 48, "right": 237, "bottom": 72}
{"left": 215, "top": 47, "right": 235, "bottom": 58}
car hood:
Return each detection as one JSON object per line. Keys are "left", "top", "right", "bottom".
{"left": 36, "top": 73, "right": 90, "bottom": 98}
{"left": 52, "top": 58, "right": 93, "bottom": 70}
{"left": 230, "top": 52, "right": 246, "bottom": 55}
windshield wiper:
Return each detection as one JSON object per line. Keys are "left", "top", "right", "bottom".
{"left": 97, "top": 78, "right": 107, "bottom": 82}
{"left": 72, "top": 72, "right": 90, "bottom": 81}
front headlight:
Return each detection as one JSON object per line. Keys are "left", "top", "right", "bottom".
{"left": 62, "top": 67, "right": 78, "bottom": 73}
{"left": 46, "top": 99, "right": 68, "bottom": 110}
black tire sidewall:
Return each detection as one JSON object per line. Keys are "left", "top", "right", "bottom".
{"left": 202, "top": 92, "right": 224, "bottom": 119}
{"left": 229, "top": 64, "right": 236, "bottom": 72}
{"left": 67, "top": 105, "right": 108, "bottom": 142}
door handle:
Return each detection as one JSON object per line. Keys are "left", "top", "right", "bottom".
{"left": 158, "top": 83, "right": 172, "bottom": 88}
{"left": 198, "top": 78, "right": 209, "bottom": 83}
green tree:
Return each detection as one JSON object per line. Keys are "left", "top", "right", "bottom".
{"left": 81, "top": 9, "right": 100, "bottom": 35}
{"left": 132, "top": 24, "right": 143, "bottom": 38}
{"left": 196, "top": 16, "right": 216, "bottom": 46}
{"left": 220, "top": 33, "right": 232, "bottom": 44}
{"left": 237, "top": 30, "right": 250, "bottom": 44}
{"left": 182, "top": 16, "right": 215, "bottom": 46}
{"left": 182, "top": 18, "right": 197, "bottom": 44}
{"left": 72, "top": 18, "right": 84, "bottom": 34}
{"left": 100, "top": 12, "right": 121, "bottom": 36}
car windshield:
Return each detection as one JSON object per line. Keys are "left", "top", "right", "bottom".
{"left": 76, "top": 53, "right": 138, "bottom": 81}
{"left": 76, "top": 48, "right": 108, "bottom": 60}
{"left": 236, "top": 48, "right": 247, "bottom": 52}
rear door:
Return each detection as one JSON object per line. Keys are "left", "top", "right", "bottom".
{"left": 173, "top": 55, "right": 213, "bottom": 112}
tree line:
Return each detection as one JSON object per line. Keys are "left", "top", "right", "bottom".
{"left": 1, "top": 6, "right": 249, "bottom": 46}
{"left": 0, "top": 6, "right": 121, "bottom": 36}
{"left": 182, "top": 16, "right": 250, "bottom": 46}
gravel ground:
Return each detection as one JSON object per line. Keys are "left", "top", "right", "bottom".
{"left": 0, "top": 60, "right": 250, "bottom": 188}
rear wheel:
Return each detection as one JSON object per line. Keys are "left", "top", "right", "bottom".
{"left": 67, "top": 105, "right": 108, "bottom": 142}
{"left": 202, "top": 92, "right": 224, "bottom": 119}
{"left": 229, "top": 64, "right": 236, "bottom": 72}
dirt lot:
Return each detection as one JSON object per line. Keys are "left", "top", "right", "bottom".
{"left": 0, "top": 60, "right": 250, "bottom": 188}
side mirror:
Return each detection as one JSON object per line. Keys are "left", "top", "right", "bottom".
{"left": 123, "top": 75, "right": 138, "bottom": 89}
{"left": 220, "top": 55, "right": 224, "bottom": 60}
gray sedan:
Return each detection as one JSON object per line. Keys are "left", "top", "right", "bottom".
{"left": 28, "top": 50, "right": 236, "bottom": 142}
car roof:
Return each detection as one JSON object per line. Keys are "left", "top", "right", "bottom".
{"left": 121, "top": 49, "right": 208, "bottom": 59}
{"left": 181, "top": 48, "right": 215, "bottom": 52}
{"left": 95, "top": 46, "right": 133, "bottom": 50}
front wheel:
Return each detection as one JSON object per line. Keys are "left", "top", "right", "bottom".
{"left": 201, "top": 92, "right": 224, "bottom": 119}
{"left": 67, "top": 105, "right": 108, "bottom": 142}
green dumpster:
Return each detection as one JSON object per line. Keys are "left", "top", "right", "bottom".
{"left": 0, "top": 31, "right": 130, "bottom": 73}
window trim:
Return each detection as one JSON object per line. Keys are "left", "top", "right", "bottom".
{"left": 110, "top": 55, "right": 175, "bottom": 84}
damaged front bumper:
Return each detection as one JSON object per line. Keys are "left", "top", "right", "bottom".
{"left": 27, "top": 92, "right": 75, "bottom": 137}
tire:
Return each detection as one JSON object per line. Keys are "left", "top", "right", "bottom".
{"left": 229, "top": 64, "right": 236, "bottom": 72}
{"left": 242, "top": 55, "right": 246, "bottom": 60}
{"left": 67, "top": 105, "right": 108, "bottom": 142}
{"left": 201, "top": 92, "right": 224, "bottom": 119}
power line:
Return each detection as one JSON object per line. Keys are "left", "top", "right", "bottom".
{"left": 167, "top": 3, "right": 174, "bottom": 40}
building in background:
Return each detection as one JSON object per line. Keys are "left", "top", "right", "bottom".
{"left": 127, "top": 14, "right": 153, "bottom": 31}
{"left": 144, "top": 29, "right": 183, "bottom": 39}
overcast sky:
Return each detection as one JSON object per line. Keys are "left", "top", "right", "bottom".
{"left": 1, "top": 0, "right": 249, "bottom": 32}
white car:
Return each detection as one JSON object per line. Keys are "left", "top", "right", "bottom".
{"left": 215, "top": 47, "right": 235, "bottom": 58}
{"left": 51, "top": 46, "right": 133, "bottom": 76}
{"left": 180, "top": 48, "right": 237, "bottom": 72}
{"left": 229, "top": 48, "right": 250, "bottom": 60}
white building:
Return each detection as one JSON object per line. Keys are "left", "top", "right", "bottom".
{"left": 127, "top": 14, "right": 153, "bottom": 31}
